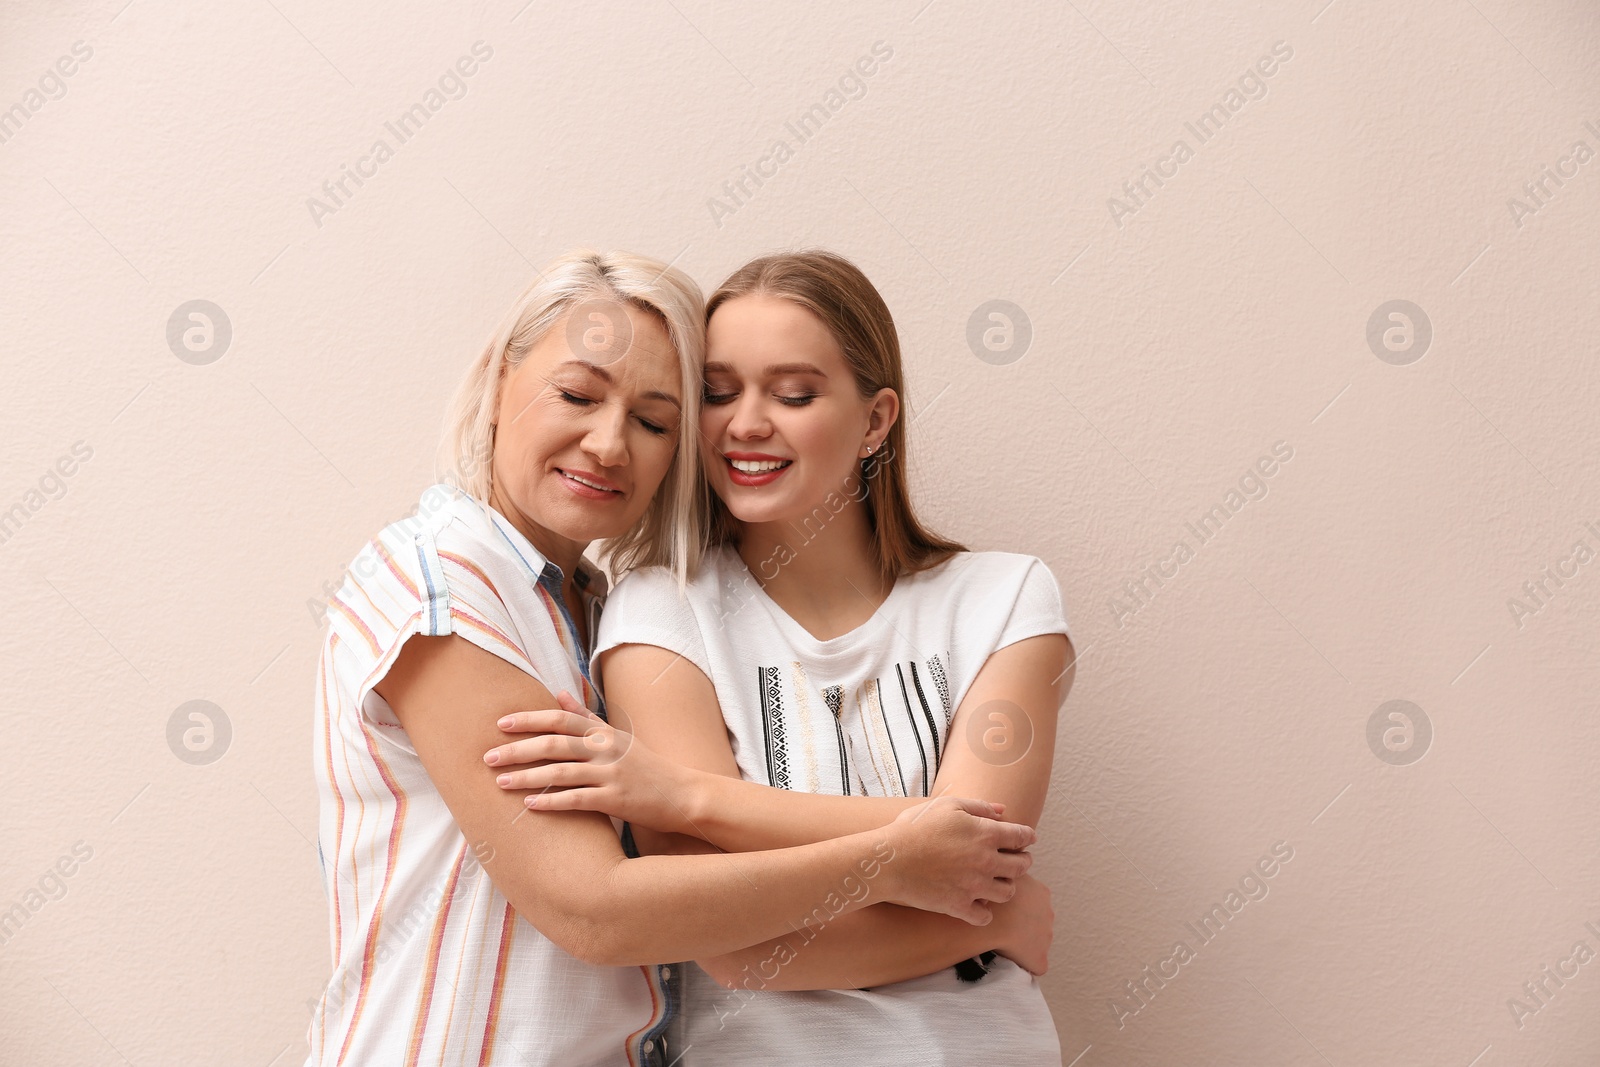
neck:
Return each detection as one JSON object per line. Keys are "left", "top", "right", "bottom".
{"left": 735, "top": 495, "right": 889, "bottom": 613}
{"left": 486, "top": 486, "right": 588, "bottom": 589}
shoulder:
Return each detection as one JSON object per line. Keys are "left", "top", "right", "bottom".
{"left": 907, "top": 550, "right": 1058, "bottom": 597}
{"left": 338, "top": 485, "right": 525, "bottom": 640}
{"left": 906, "top": 551, "right": 1069, "bottom": 644}
{"left": 594, "top": 552, "right": 741, "bottom": 672}
{"left": 606, "top": 546, "right": 736, "bottom": 614}
{"left": 607, "top": 563, "right": 684, "bottom": 602}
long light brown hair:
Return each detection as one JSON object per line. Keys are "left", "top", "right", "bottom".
{"left": 703, "top": 250, "right": 965, "bottom": 583}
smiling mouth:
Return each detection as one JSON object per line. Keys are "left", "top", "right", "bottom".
{"left": 556, "top": 468, "right": 623, "bottom": 494}
{"left": 727, "top": 457, "right": 792, "bottom": 473}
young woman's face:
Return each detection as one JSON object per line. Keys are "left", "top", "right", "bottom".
{"left": 490, "top": 301, "right": 683, "bottom": 546}
{"left": 701, "top": 294, "right": 893, "bottom": 526}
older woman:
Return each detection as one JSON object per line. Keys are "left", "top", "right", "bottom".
{"left": 304, "top": 250, "right": 1038, "bottom": 1067}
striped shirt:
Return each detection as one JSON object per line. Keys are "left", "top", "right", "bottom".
{"left": 306, "top": 483, "right": 673, "bottom": 1067}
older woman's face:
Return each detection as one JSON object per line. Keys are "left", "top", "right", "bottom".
{"left": 489, "top": 302, "right": 682, "bottom": 547}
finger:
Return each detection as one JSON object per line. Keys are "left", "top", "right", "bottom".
{"left": 949, "top": 796, "right": 1002, "bottom": 821}
{"left": 493, "top": 709, "right": 599, "bottom": 738}
{"left": 499, "top": 763, "right": 599, "bottom": 792}
{"left": 979, "top": 877, "right": 1019, "bottom": 904}
{"left": 486, "top": 733, "right": 597, "bottom": 767}
{"left": 555, "top": 688, "right": 603, "bottom": 721}
{"left": 492, "top": 768, "right": 553, "bottom": 790}
{"left": 949, "top": 899, "right": 994, "bottom": 926}
{"left": 526, "top": 787, "right": 606, "bottom": 812}
{"left": 988, "top": 853, "right": 1031, "bottom": 881}
{"left": 969, "top": 874, "right": 1012, "bottom": 903}
{"left": 485, "top": 735, "right": 595, "bottom": 768}
{"left": 986, "top": 821, "right": 1037, "bottom": 851}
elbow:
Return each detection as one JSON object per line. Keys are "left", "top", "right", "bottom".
{"left": 498, "top": 882, "right": 638, "bottom": 967}
{"left": 494, "top": 855, "right": 650, "bottom": 966}
{"left": 698, "top": 945, "right": 812, "bottom": 992}
{"left": 554, "top": 915, "right": 635, "bottom": 968}
{"left": 520, "top": 899, "right": 638, "bottom": 967}
{"left": 539, "top": 893, "right": 661, "bottom": 969}
{"left": 697, "top": 955, "right": 745, "bottom": 990}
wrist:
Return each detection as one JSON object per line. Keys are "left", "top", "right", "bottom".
{"left": 865, "top": 821, "right": 909, "bottom": 906}
{"left": 679, "top": 766, "right": 720, "bottom": 838}
{"left": 985, "top": 895, "right": 1015, "bottom": 956}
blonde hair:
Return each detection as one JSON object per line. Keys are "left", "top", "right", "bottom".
{"left": 437, "top": 249, "right": 706, "bottom": 582}
{"left": 704, "top": 249, "right": 966, "bottom": 583}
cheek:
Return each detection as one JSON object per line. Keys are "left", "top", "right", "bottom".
{"left": 632, "top": 436, "right": 679, "bottom": 500}
{"left": 699, "top": 406, "right": 731, "bottom": 439}
{"left": 494, "top": 409, "right": 566, "bottom": 479}
{"left": 788, "top": 409, "right": 853, "bottom": 459}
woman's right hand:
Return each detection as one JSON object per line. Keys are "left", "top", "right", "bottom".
{"left": 484, "top": 692, "right": 698, "bottom": 835}
{"left": 992, "top": 874, "right": 1055, "bottom": 975}
{"left": 875, "top": 796, "right": 1036, "bottom": 925}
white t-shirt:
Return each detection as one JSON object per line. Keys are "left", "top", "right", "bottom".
{"left": 593, "top": 545, "right": 1073, "bottom": 1066}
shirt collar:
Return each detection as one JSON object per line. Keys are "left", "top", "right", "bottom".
{"left": 438, "top": 483, "right": 607, "bottom": 599}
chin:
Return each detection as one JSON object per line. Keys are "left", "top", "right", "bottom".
{"left": 722, "top": 494, "right": 802, "bottom": 527}
{"left": 537, "top": 495, "right": 625, "bottom": 542}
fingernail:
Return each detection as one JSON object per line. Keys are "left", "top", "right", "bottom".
{"left": 525, "top": 796, "right": 539, "bottom": 808}
{"left": 496, "top": 774, "right": 510, "bottom": 786}
{"left": 484, "top": 751, "right": 499, "bottom": 765}
{"left": 497, "top": 717, "right": 513, "bottom": 729}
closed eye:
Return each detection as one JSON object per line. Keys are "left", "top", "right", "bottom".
{"left": 636, "top": 416, "right": 670, "bottom": 436}
{"left": 558, "top": 389, "right": 595, "bottom": 407}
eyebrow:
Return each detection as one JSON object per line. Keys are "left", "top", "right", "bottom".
{"left": 557, "top": 359, "right": 681, "bottom": 409}
{"left": 703, "top": 361, "right": 827, "bottom": 377}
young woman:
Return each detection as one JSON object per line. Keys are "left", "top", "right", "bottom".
{"left": 305, "top": 250, "right": 1041, "bottom": 1067}
{"left": 486, "top": 250, "right": 1076, "bottom": 1064}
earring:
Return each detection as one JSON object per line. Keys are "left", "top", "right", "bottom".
{"left": 866, "top": 444, "right": 875, "bottom": 455}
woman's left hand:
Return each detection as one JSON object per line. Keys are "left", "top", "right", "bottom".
{"left": 484, "top": 691, "right": 696, "bottom": 835}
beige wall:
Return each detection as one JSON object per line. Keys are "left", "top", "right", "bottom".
{"left": 3, "top": 1, "right": 1597, "bottom": 1063}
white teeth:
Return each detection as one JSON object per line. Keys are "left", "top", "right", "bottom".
{"left": 563, "top": 471, "right": 617, "bottom": 492}
{"left": 730, "top": 458, "right": 790, "bottom": 473}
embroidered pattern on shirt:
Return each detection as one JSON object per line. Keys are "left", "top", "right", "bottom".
{"left": 788, "top": 662, "right": 822, "bottom": 794}
{"left": 822, "top": 684, "right": 849, "bottom": 794}
{"left": 758, "top": 665, "right": 791, "bottom": 790}
{"left": 857, "top": 678, "right": 907, "bottom": 797}
{"left": 907, "top": 660, "right": 943, "bottom": 765}
{"left": 928, "top": 653, "right": 953, "bottom": 727}
{"left": 893, "top": 663, "right": 931, "bottom": 793}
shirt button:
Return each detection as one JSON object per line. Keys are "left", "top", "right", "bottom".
{"left": 660, "top": 966, "right": 672, "bottom": 980}
{"left": 643, "top": 1039, "right": 655, "bottom": 1053}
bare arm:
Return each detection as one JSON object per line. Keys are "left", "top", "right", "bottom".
{"left": 492, "top": 635, "right": 1075, "bottom": 847}
{"left": 673, "top": 632, "right": 1073, "bottom": 988}
{"left": 551, "top": 641, "right": 1066, "bottom": 988}
{"left": 681, "top": 631, "right": 1072, "bottom": 845}
{"left": 375, "top": 633, "right": 1032, "bottom": 968}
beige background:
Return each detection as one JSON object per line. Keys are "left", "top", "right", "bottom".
{"left": 3, "top": 0, "right": 1598, "bottom": 1063}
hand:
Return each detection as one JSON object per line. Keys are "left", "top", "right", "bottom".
{"left": 485, "top": 691, "right": 695, "bottom": 835}
{"left": 876, "top": 796, "right": 1036, "bottom": 925}
{"left": 992, "top": 874, "right": 1054, "bottom": 975}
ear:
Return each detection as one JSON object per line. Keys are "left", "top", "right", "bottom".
{"left": 861, "top": 387, "right": 900, "bottom": 457}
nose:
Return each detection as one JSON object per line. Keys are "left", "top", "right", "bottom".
{"left": 724, "top": 392, "right": 772, "bottom": 442}
{"left": 581, "top": 402, "right": 629, "bottom": 469}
